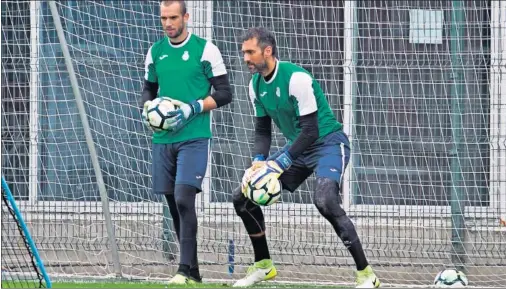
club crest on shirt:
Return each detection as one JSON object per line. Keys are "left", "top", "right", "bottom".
{"left": 182, "top": 51, "right": 190, "bottom": 61}
{"left": 276, "top": 87, "right": 280, "bottom": 97}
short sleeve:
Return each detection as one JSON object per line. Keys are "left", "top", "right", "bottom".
{"left": 201, "top": 41, "right": 227, "bottom": 78}
{"left": 249, "top": 79, "right": 267, "bottom": 117}
{"left": 289, "top": 72, "right": 317, "bottom": 116}
{"left": 144, "top": 45, "right": 158, "bottom": 83}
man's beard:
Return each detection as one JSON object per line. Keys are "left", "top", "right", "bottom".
{"left": 168, "top": 25, "right": 184, "bottom": 39}
{"left": 247, "top": 61, "right": 267, "bottom": 74}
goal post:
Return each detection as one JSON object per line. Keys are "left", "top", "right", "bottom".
{"left": 1, "top": 0, "right": 505, "bottom": 287}
{"left": 1, "top": 177, "right": 52, "bottom": 288}
{"left": 46, "top": 0, "right": 123, "bottom": 277}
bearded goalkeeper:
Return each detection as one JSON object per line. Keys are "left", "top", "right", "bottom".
{"left": 232, "top": 27, "right": 380, "bottom": 288}
{"left": 141, "top": 0, "right": 232, "bottom": 285}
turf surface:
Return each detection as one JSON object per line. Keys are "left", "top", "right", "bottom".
{"left": 2, "top": 281, "right": 340, "bottom": 288}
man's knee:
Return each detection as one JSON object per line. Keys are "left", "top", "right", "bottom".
{"left": 231, "top": 186, "right": 265, "bottom": 233}
{"left": 174, "top": 184, "right": 197, "bottom": 215}
{"left": 314, "top": 178, "right": 358, "bottom": 246}
{"left": 313, "top": 177, "right": 346, "bottom": 218}
{"left": 232, "top": 186, "right": 249, "bottom": 214}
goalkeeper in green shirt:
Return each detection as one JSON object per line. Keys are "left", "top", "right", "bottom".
{"left": 232, "top": 27, "right": 380, "bottom": 288}
{"left": 141, "top": 0, "right": 232, "bottom": 285}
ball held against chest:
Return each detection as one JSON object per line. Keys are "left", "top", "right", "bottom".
{"left": 147, "top": 97, "right": 177, "bottom": 131}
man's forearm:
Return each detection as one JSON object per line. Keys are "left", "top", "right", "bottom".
{"left": 253, "top": 116, "right": 272, "bottom": 159}
{"left": 203, "top": 74, "right": 232, "bottom": 112}
{"left": 141, "top": 80, "right": 158, "bottom": 106}
{"left": 286, "top": 112, "right": 319, "bottom": 161}
{"left": 200, "top": 96, "right": 218, "bottom": 112}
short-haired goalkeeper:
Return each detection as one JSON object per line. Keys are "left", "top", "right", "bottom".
{"left": 141, "top": 0, "right": 232, "bottom": 285}
{"left": 232, "top": 27, "right": 380, "bottom": 288}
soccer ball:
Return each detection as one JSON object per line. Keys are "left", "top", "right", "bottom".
{"left": 434, "top": 269, "right": 468, "bottom": 288}
{"left": 147, "top": 97, "right": 176, "bottom": 131}
{"left": 245, "top": 177, "right": 282, "bottom": 206}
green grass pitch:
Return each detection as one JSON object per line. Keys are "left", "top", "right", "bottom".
{"left": 2, "top": 281, "right": 341, "bottom": 288}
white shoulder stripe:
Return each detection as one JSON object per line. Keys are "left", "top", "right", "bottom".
{"left": 289, "top": 72, "right": 317, "bottom": 116}
{"left": 249, "top": 79, "right": 257, "bottom": 115}
{"left": 144, "top": 45, "right": 154, "bottom": 80}
{"left": 201, "top": 41, "right": 227, "bottom": 77}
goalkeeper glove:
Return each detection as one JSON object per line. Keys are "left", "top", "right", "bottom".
{"left": 249, "top": 151, "right": 293, "bottom": 190}
{"left": 141, "top": 100, "right": 154, "bottom": 131}
{"left": 165, "top": 99, "right": 203, "bottom": 132}
{"left": 241, "top": 154, "right": 267, "bottom": 195}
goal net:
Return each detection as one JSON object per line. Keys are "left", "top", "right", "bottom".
{"left": 1, "top": 0, "right": 505, "bottom": 287}
{"left": 1, "top": 177, "right": 51, "bottom": 288}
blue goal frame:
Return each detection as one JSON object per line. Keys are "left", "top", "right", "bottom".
{"left": 1, "top": 176, "right": 52, "bottom": 288}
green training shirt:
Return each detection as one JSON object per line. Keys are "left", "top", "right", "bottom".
{"left": 249, "top": 61, "right": 342, "bottom": 143}
{"left": 144, "top": 33, "right": 227, "bottom": 144}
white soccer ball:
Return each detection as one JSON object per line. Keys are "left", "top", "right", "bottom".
{"left": 147, "top": 97, "right": 176, "bottom": 131}
{"left": 245, "top": 177, "right": 282, "bottom": 206}
{"left": 434, "top": 269, "right": 468, "bottom": 288}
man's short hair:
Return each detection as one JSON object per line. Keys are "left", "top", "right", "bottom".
{"left": 241, "top": 27, "right": 277, "bottom": 57}
{"left": 160, "top": 0, "right": 187, "bottom": 15}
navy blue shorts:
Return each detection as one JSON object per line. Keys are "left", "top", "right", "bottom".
{"left": 151, "top": 138, "right": 210, "bottom": 194}
{"left": 268, "top": 131, "right": 351, "bottom": 192}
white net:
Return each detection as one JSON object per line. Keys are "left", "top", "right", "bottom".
{"left": 2, "top": 178, "right": 49, "bottom": 288}
{"left": 1, "top": 0, "right": 505, "bottom": 287}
